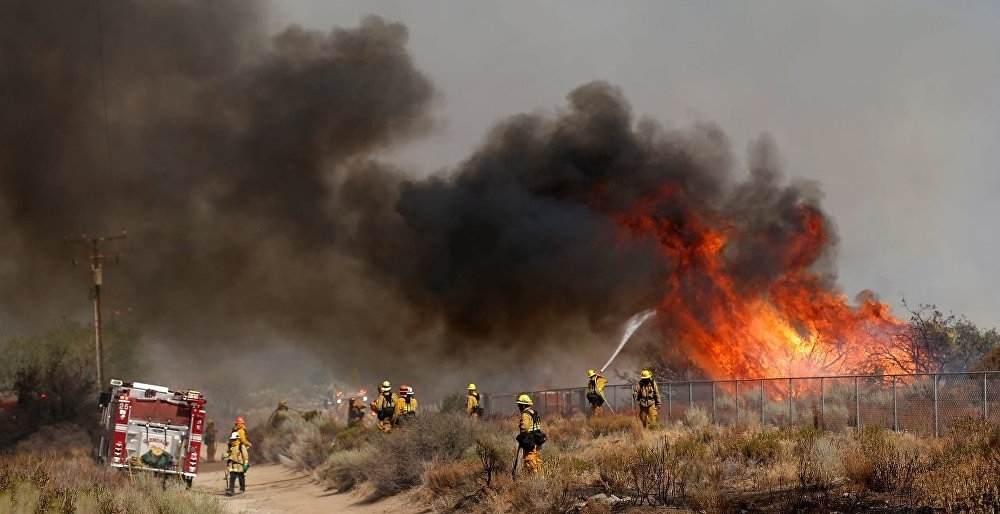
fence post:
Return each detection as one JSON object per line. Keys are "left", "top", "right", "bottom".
{"left": 735, "top": 381, "right": 740, "bottom": 424}
{"left": 892, "top": 376, "right": 898, "bottom": 432}
{"left": 854, "top": 376, "right": 860, "bottom": 430}
{"left": 984, "top": 372, "right": 989, "bottom": 420}
{"left": 689, "top": 382, "right": 693, "bottom": 411}
{"left": 788, "top": 378, "right": 793, "bottom": 427}
{"left": 712, "top": 381, "right": 717, "bottom": 424}
{"left": 933, "top": 374, "right": 939, "bottom": 438}
{"left": 760, "top": 379, "right": 765, "bottom": 426}
{"left": 667, "top": 382, "right": 672, "bottom": 421}
{"left": 820, "top": 377, "right": 825, "bottom": 429}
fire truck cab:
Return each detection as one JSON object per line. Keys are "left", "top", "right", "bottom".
{"left": 97, "top": 379, "right": 207, "bottom": 487}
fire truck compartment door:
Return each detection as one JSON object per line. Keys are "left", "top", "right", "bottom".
{"left": 128, "top": 424, "right": 186, "bottom": 461}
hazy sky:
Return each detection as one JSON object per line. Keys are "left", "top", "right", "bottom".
{"left": 272, "top": 1, "right": 1000, "bottom": 328}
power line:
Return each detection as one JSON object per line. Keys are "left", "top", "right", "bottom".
{"left": 94, "top": 0, "right": 125, "bottom": 234}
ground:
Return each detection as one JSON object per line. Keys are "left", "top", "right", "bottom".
{"left": 194, "top": 461, "right": 427, "bottom": 514}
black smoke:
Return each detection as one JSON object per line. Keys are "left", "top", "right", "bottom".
{"left": 1, "top": 2, "right": 835, "bottom": 392}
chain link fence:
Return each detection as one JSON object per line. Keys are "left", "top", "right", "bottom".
{"left": 484, "top": 371, "right": 1000, "bottom": 436}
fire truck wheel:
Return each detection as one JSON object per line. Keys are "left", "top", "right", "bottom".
{"left": 183, "top": 476, "right": 193, "bottom": 489}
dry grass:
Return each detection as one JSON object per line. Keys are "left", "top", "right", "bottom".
{"left": 254, "top": 406, "right": 1000, "bottom": 513}
{"left": 0, "top": 451, "right": 224, "bottom": 514}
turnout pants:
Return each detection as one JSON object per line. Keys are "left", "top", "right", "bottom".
{"left": 523, "top": 446, "right": 543, "bottom": 474}
{"left": 638, "top": 404, "right": 659, "bottom": 429}
{"left": 227, "top": 471, "right": 245, "bottom": 494}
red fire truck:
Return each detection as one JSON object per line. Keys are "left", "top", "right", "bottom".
{"left": 97, "top": 379, "right": 207, "bottom": 487}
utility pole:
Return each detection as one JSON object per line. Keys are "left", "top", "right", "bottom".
{"left": 66, "top": 231, "right": 126, "bottom": 390}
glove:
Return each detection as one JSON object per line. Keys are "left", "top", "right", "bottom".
{"left": 243, "top": 463, "right": 250, "bottom": 472}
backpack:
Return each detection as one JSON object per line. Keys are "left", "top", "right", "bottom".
{"left": 516, "top": 409, "right": 547, "bottom": 451}
{"left": 636, "top": 379, "right": 658, "bottom": 408}
{"left": 377, "top": 394, "right": 395, "bottom": 421}
{"left": 470, "top": 393, "right": 485, "bottom": 415}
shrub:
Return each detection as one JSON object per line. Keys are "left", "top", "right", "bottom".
{"left": 320, "top": 448, "right": 373, "bottom": 492}
{"left": 683, "top": 406, "right": 711, "bottom": 430}
{"left": 794, "top": 427, "right": 840, "bottom": 491}
{"left": 442, "top": 392, "right": 467, "bottom": 414}
{"left": 323, "top": 412, "right": 476, "bottom": 498}
{"left": 252, "top": 414, "right": 338, "bottom": 469}
{"left": 0, "top": 452, "right": 223, "bottom": 514}
{"left": 843, "top": 426, "right": 920, "bottom": 493}
{"left": 546, "top": 417, "right": 587, "bottom": 451}
{"left": 426, "top": 459, "right": 480, "bottom": 496}
{"left": 587, "top": 414, "right": 643, "bottom": 439}
{"left": 725, "top": 428, "right": 782, "bottom": 466}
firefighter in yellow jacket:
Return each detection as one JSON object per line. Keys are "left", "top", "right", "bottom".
{"left": 586, "top": 369, "right": 609, "bottom": 416}
{"left": 516, "top": 394, "right": 545, "bottom": 474}
{"left": 223, "top": 431, "right": 250, "bottom": 496}
{"left": 466, "top": 383, "right": 484, "bottom": 420}
{"left": 231, "top": 416, "right": 252, "bottom": 447}
{"left": 632, "top": 369, "right": 661, "bottom": 429}
{"left": 370, "top": 380, "right": 397, "bottom": 433}
{"left": 394, "top": 385, "right": 418, "bottom": 426}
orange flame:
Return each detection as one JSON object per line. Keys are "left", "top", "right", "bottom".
{"left": 615, "top": 187, "right": 908, "bottom": 379}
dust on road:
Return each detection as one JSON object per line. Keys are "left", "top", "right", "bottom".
{"left": 194, "top": 461, "right": 428, "bottom": 514}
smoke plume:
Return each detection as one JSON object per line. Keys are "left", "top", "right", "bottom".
{"left": 1, "top": 1, "right": 881, "bottom": 394}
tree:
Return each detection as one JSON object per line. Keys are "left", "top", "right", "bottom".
{"left": 0, "top": 319, "right": 144, "bottom": 450}
{"left": 859, "top": 300, "right": 1000, "bottom": 374}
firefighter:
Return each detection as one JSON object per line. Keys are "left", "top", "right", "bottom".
{"left": 632, "top": 369, "right": 661, "bottom": 429}
{"left": 231, "top": 416, "right": 252, "bottom": 447}
{"left": 370, "top": 380, "right": 397, "bottom": 433}
{"left": 515, "top": 394, "right": 545, "bottom": 474}
{"left": 204, "top": 420, "right": 217, "bottom": 462}
{"left": 224, "top": 431, "right": 250, "bottom": 496}
{"left": 586, "top": 369, "right": 609, "bottom": 416}
{"left": 466, "top": 383, "right": 484, "bottom": 419}
{"left": 268, "top": 400, "right": 291, "bottom": 428}
{"left": 394, "top": 385, "right": 418, "bottom": 426}
{"left": 347, "top": 396, "right": 366, "bottom": 427}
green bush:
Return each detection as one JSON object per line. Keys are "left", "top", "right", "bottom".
{"left": 728, "top": 429, "right": 782, "bottom": 466}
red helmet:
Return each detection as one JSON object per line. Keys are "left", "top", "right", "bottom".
{"left": 235, "top": 416, "right": 245, "bottom": 425}
{"left": 399, "top": 384, "right": 408, "bottom": 394}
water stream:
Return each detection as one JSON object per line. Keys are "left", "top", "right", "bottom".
{"left": 600, "top": 309, "right": 657, "bottom": 372}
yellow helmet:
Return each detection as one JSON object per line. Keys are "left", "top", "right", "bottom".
{"left": 467, "top": 383, "right": 477, "bottom": 390}
{"left": 588, "top": 369, "right": 597, "bottom": 378}
{"left": 639, "top": 369, "right": 652, "bottom": 379}
{"left": 516, "top": 394, "right": 533, "bottom": 406}
{"left": 380, "top": 380, "right": 391, "bottom": 392}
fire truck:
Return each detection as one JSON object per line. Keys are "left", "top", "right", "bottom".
{"left": 97, "top": 379, "right": 207, "bottom": 487}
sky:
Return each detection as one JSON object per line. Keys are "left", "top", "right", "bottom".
{"left": 273, "top": 1, "right": 1000, "bottom": 328}
{"left": 3, "top": 1, "right": 1000, "bottom": 403}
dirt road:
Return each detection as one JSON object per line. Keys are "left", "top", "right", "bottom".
{"left": 194, "top": 461, "right": 429, "bottom": 514}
